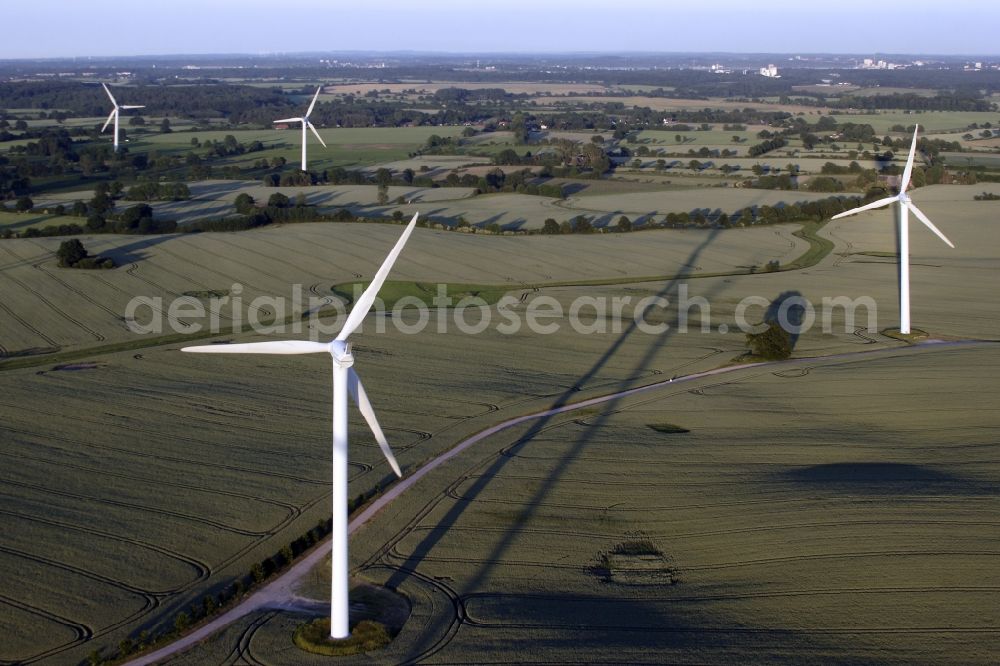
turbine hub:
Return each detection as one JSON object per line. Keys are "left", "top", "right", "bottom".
{"left": 329, "top": 340, "right": 354, "bottom": 367}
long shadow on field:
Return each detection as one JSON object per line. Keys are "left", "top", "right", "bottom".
{"left": 188, "top": 180, "right": 256, "bottom": 198}
{"left": 441, "top": 589, "right": 875, "bottom": 665}
{"left": 778, "top": 462, "right": 998, "bottom": 496}
{"left": 385, "top": 227, "right": 740, "bottom": 649}
{"left": 384, "top": 186, "right": 825, "bottom": 659}
{"left": 100, "top": 233, "right": 185, "bottom": 265}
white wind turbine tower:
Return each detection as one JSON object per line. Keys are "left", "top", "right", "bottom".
{"left": 100, "top": 83, "right": 145, "bottom": 152}
{"left": 274, "top": 86, "right": 327, "bottom": 171}
{"left": 183, "top": 212, "right": 418, "bottom": 639}
{"left": 831, "top": 125, "right": 954, "bottom": 334}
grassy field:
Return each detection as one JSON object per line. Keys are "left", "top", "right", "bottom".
{"left": 2, "top": 185, "right": 1000, "bottom": 662}
{"left": 165, "top": 340, "right": 1000, "bottom": 665}
{"left": 2, "top": 90, "right": 1000, "bottom": 665}
{"left": 830, "top": 111, "right": 1000, "bottom": 134}
{"left": 0, "top": 220, "right": 816, "bottom": 355}
{"left": 127, "top": 126, "right": 467, "bottom": 170}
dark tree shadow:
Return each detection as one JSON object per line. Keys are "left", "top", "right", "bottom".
{"left": 777, "top": 462, "right": 997, "bottom": 496}
{"left": 100, "top": 233, "right": 184, "bottom": 265}
{"left": 764, "top": 290, "right": 806, "bottom": 349}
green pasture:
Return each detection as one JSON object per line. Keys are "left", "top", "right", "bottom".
{"left": 0, "top": 209, "right": 80, "bottom": 232}
{"left": 831, "top": 111, "right": 1000, "bottom": 134}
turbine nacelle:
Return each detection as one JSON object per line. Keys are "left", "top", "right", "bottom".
{"left": 329, "top": 340, "right": 353, "bottom": 367}
{"left": 181, "top": 211, "right": 419, "bottom": 483}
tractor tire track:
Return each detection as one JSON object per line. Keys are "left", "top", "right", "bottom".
{"left": 219, "top": 609, "right": 277, "bottom": 666}
{"left": 0, "top": 478, "right": 272, "bottom": 537}
{"left": 0, "top": 544, "right": 156, "bottom": 615}
{"left": 0, "top": 508, "right": 210, "bottom": 584}
{"left": 0, "top": 301, "right": 59, "bottom": 350}
{"left": 4, "top": 450, "right": 300, "bottom": 520}
{"left": 0, "top": 593, "right": 92, "bottom": 659}
{"left": 0, "top": 245, "right": 105, "bottom": 342}
{"left": 123, "top": 260, "right": 238, "bottom": 324}
{"left": 0, "top": 422, "right": 345, "bottom": 488}
{"left": 0, "top": 396, "right": 333, "bottom": 470}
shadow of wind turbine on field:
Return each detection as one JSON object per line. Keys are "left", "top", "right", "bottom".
{"left": 379, "top": 227, "right": 761, "bottom": 657}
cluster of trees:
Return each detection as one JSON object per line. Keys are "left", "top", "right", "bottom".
{"left": 747, "top": 136, "right": 787, "bottom": 157}
{"left": 17, "top": 184, "right": 179, "bottom": 237}
{"left": 830, "top": 93, "right": 994, "bottom": 112}
{"left": 0, "top": 81, "right": 292, "bottom": 122}
{"left": 746, "top": 321, "right": 793, "bottom": 360}
{"left": 56, "top": 239, "right": 114, "bottom": 269}
{"left": 433, "top": 87, "right": 515, "bottom": 103}
{"left": 529, "top": 193, "right": 868, "bottom": 234}
{"left": 124, "top": 181, "right": 191, "bottom": 201}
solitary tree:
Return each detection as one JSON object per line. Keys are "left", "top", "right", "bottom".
{"left": 746, "top": 321, "right": 792, "bottom": 360}
{"left": 57, "top": 239, "right": 88, "bottom": 267}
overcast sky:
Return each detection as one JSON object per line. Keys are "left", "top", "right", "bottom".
{"left": 3, "top": 0, "right": 997, "bottom": 59}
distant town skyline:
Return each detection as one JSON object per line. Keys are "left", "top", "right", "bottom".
{"left": 3, "top": 0, "right": 998, "bottom": 60}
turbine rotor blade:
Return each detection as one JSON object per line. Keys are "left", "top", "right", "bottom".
{"left": 121, "top": 105, "right": 145, "bottom": 110}
{"left": 347, "top": 368, "right": 402, "bottom": 477}
{"left": 306, "top": 85, "right": 322, "bottom": 118}
{"left": 273, "top": 117, "right": 303, "bottom": 124}
{"left": 182, "top": 340, "right": 329, "bottom": 354}
{"left": 336, "top": 213, "right": 419, "bottom": 341}
{"left": 101, "top": 109, "right": 117, "bottom": 133}
{"left": 102, "top": 83, "right": 118, "bottom": 106}
{"left": 830, "top": 196, "right": 898, "bottom": 220}
{"left": 900, "top": 124, "right": 919, "bottom": 193}
{"left": 907, "top": 202, "right": 955, "bottom": 248}
{"left": 308, "top": 121, "right": 327, "bottom": 148}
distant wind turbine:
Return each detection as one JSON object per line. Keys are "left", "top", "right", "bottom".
{"left": 183, "top": 212, "right": 419, "bottom": 639}
{"left": 101, "top": 83, "right": 145, "bottom": 152}
{"left": 831, "top": 125, "right": 954, "bottom": 334}
{"left": 274, "top": 86, "right": 327, "bottom": 171}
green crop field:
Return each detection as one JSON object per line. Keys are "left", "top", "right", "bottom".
{"left": 2, "top": 184, "right": 1000, "bottom": 662}
{"left": 0, "top": 219, "right": 821, "bottom": 356}
{"left": 3, "top": 71, "right": 1000, "bottom": 666}
{"left": 162, "top": 337, "right": 1000, "bottom": 665}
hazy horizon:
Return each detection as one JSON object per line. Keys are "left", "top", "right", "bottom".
{"left": 5, "top": 0, "right": 998, "bottom": 60}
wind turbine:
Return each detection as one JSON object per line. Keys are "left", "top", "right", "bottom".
{"left": 100, "top": 83, "right": 145, "bottom": 152}
{"left": 182, "top": 212, "right": 418, "bottom": 639}
{"left": 274, "top": 86, "right": 327, "bottom": 171}
{"left": 831, "top": 125, "right": 954, "bottom": 334}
